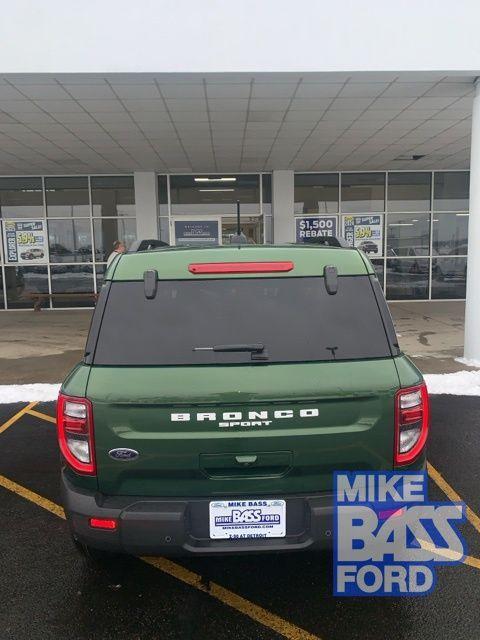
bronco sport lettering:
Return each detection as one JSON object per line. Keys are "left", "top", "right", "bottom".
{"left": 171, "top": 408, "right": 319, "bottom": 427}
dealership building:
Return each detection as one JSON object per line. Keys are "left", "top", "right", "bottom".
{"left": 1, "top": 1, "right": 480, "bottom": 359}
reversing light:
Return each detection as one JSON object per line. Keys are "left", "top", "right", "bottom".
{"left": 394, "top": 383, "right": 429, "bottom": 465}
{"left": 56, "top": 393, "right": 96, "bottom": 475}
{"left": 89, "top": 518, "right": 118, "bottom": 530}
{"left": 188, "top": 261, "right": 294, "bottom": 274}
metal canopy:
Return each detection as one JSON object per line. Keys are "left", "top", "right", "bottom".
{"left": 0, "top": 72, "right": 474, "bottom": 174}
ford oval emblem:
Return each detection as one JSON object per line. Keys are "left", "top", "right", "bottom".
{"left": 108, "top": 448, "right": 139, "bottom": 461}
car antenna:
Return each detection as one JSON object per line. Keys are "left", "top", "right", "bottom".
{"left": 230, "top": 199, "right": 248, "bottom": 244}
{"left": 236, "top": 199, "right": 241, "bottom": 235}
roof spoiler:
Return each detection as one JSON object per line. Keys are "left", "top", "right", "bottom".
{"left": 129, "top": 239, "right": 169, "bottom": 253}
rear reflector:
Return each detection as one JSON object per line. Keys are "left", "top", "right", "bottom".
{"left": 89, "top": 518, "right": 118, "bottom": 530}
{"left": 188, "top": 261, "right": 294, "bottom": 274}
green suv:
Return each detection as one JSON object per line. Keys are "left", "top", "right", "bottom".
{"left": 56, "top": 244, "right": 429, "bottom": 556}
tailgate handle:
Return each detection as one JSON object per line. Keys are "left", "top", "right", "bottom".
{"left": 200, "top": 451, "right": 292, "bottom": 478}
{"left": 235, "top": 455, "right": 258, "bottom": 466}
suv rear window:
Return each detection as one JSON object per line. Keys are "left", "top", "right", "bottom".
{"left": 91, "top": 276, "right": 392, "bottom": 365}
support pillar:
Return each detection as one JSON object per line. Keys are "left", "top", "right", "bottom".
{"left": 134, "top": 172, "right": 159, "bottom": 240}
{"left": 272, "top": 170, "right": 294, "bottom": 243}
{"left": 464, "top": 81, "right": 480, "bottom": 362}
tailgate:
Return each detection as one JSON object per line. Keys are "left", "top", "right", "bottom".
{"left": 88, "top": 359, "right": 400, "bottom": 497}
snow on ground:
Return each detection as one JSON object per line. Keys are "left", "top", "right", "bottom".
{"left": 1, "top": 372, "right": 480, "bottom": 403}
{"left": 423, "top": 370, "right": 480, "bottom": 396}
{"left": 0, "top": 384, "right": 61, "bottom": 404}
{"left": 454, "top": 356, "right": 480, "bottom": 368}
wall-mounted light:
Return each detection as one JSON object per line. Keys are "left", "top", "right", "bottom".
{"left": 198, "top": 188, "right": 235, "bottom": 192}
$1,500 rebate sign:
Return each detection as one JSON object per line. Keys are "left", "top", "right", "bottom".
{"left": 334, "top": 471, "right": 466, "bottom": 596}
{"left": 295, "top": 216, "right": 338, "bottom": 243}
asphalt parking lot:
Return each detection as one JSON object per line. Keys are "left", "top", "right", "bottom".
{"left": 0, "top": 397, "right": 479, "bottom": 640}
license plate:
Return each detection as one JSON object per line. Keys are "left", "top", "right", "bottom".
{"left": 209, "top": 499, "right": 286, "bottom": 539}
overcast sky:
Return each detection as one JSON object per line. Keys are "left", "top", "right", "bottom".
{"left": 1, "top": 0, "right": 479, "bottom": 73}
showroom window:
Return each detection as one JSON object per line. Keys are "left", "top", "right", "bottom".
{"left": 384, "top": 172, "right": 468, "bottom": 300}
{"left": 341, "top": 173, "right": 385, "bottom": 213}
{"left": 0, "top": 171, "right": 471, "bottom": 307}
{"left": 293, "top": 171, "right": 469, "bottom": 301}
{"left": 45, "top": 177, "right": 90, "bottom": 217}
{"left": 385, "top": 258, "right": 430, "bottom": 300}
{"left": 91, "top": 176, "right": 135, "bottom": 217}
{"left": 169, "top": 174, "right": 259, "bottom": 212}
{"left": 91, "top": 177, "right": 137, "bottom": 289}
{"left": 387, "top": 172, "right": 431, "bottom": 212}
{"left": 433, "top": 172, "right": 469, "bottom": 212}
{"left": 163, "top": 174, "right": 265, "bottom": 246}
{"left": 48, "top": 218, "right": 92, "bottom": 263}
{"left": 386, "top": 214, "right": 430, "bottom": 257}
{"left": 0, "top": 177, "right": 44, "bottom": 219}
{"left": 432, "top": 212, "right": 468, "bottom": 256}
{"left": 294, "top": 173, "right": 339, "bottom": 214}
{"left": 0, "top": 175, "right": 136, "bottom": 309}
{"left": 4, "top": 265, "right": 49, "bottom": 310}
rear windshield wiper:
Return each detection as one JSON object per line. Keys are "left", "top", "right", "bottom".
{"left": 193, "top": 343, "right": 265, "bottom": 353}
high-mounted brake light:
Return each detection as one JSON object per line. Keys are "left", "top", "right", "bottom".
{"left": 56, "top": 393, "right": 96, "bottom": 475}
{"left": 188, "top": 261, "right": 294, "bottom": 274}
{"left": 394, "top": 383, "right": 429, "bottom": 465}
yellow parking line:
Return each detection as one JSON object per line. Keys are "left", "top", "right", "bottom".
{"left": 428, "top": 462, "right": 480, "bottom": 536}
{"left": 0, "top": 472, "right": 321, "bottom": 640}
{"left": 27, "top": 408, "right": 56, "bottom": 424}
{"left": 143, "top": 556, "right": 319, "bottom": 640}
{"left": 454, "top": 553, "right": 480, "bottom": 570}
{"left": 419, "top": 538, "right": 480, "bottom": 570}
{"left": 0, "top": 473, "right": 65, "bottom": 519}
{"left": 0, "top": 402, "right": 38, "bottom": 435}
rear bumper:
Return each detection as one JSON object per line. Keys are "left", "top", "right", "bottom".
{"left": 61, "top": 471, "right": 336, "bottom": 556}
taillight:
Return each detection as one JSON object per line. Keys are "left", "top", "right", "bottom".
{"left": 56, "top": 393, "right": 96, "bottom": 475}
{"left": 394, "top": 383, "right": 429, "bottom": 465}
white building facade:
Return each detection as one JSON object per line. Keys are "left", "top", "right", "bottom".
{"left": 0, "top": 0, "right": 480, "bottom": 357}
